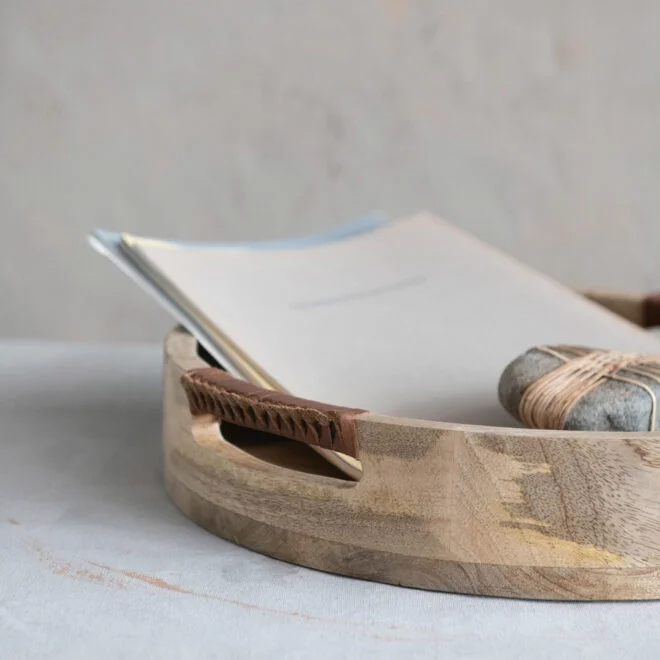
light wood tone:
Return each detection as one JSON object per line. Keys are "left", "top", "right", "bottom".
{"left": 581, "top": 290, "right": 646, "bottom": 327}
{"left": 163, "top": 327, "right": 660, "bottom": 600}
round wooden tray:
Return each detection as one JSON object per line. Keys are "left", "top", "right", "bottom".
{"left": 163, "top": 292, "right": 660, "bottom": 601}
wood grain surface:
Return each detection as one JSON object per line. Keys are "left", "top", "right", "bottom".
{"left": 163, "top": 327, "right": 660, "bottom": 600}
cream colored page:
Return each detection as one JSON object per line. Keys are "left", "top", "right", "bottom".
{"left": 129, "top": 214, "right": 660, "bottom": 426}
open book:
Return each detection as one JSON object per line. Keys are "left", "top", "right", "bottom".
{"left": 90, "top": 212, "right": 660, "bottom": 476}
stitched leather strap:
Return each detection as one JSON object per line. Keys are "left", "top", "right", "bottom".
{"left": 181, "top": 368, "right": 365, "bottom": 458}
{"left": 643, "top": 293, "right": 660, "bottom": 328}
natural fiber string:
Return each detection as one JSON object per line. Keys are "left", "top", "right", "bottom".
{"left": 518, "top": 346, "right": 660, "bottom": 431}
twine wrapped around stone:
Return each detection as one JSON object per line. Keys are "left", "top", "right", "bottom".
{"left": 498, "top": 345, "right": 660, "bottom": 432}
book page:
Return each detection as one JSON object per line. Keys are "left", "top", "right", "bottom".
{"left": 123, "top": 213, "right": 660, "bottom": 427}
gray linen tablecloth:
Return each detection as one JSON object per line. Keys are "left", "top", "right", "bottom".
{"left": 2, "top": 340, "right": 659, "bottom": 659}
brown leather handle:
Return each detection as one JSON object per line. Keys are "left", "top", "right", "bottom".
{"left": 181, "top": 368, "right": 365, "bottom": 459}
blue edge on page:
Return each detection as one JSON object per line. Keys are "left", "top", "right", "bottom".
{"left": 91, "top": 212, "right": 387, "bottom": 253}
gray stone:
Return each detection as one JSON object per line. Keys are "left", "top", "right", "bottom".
{"left": 498, "top": 346, "right": 660, "bottom": 432}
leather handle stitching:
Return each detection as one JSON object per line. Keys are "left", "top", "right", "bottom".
{"left": 180, "top": 369, "right": 362, "bottom": 458}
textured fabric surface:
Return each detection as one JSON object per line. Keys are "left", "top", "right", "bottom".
{"left": 3, "top": 340, "right": 660, "bottom": 659}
